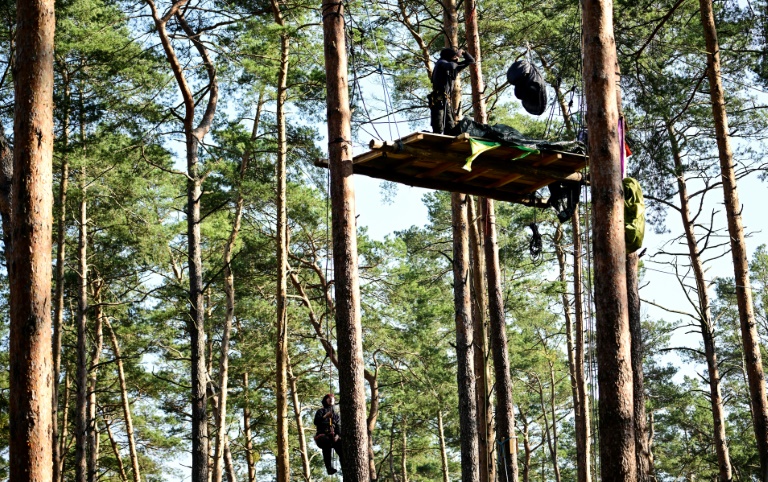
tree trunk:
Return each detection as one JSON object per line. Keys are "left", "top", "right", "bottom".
{"left": 104, "top": 418, "right": 128, "bottom": 482}
{"left": 273, "top": 3, "right": 291, "bottom": 479}
{"left": 484, "top": 198, "right": 519, "bottom": 482}
{"left": 288, "top": 362, "right": 312, "bottom": 482}
{"left": 537, "top": 374, "right": 562, "bottom": 482}
{"left": 52, "top": 78, "right": 71, "bottom": 482}
{"left": 667, "top": 122, "right": 731, "bottom": 481}
{"left": 452, "top": 191, "right": 481, "bottom": 482}
{"left": 224, "top": 439, "right": 237, "bottom": 482}
{"left": 146, "top": 5, "right": 219, "bottom": 480}
{"left": 469, "top": 196, "right": 491, "bottom": 482}
{"left": 626, "top": 253, "right": 654, "bottom": 482}
{"left": 59, "top": 372, "right": 71, "bottom": 482}
{"left": 571, "top": 210, "right": 592, "bottom": 482}
{"left": 437, "top": 410, "right": 450, "bottom": 482}
{"left": 322, "top": 0, "right": 370, "bottom": 477}
{"left": 582, "top": 0, "right": 636, "bottom": 479}
{"left": 401, "top": 416, "right": 409, "bottom": 482}
{"left": 698, "top": 1, "right": 768, "bottom": 477}
{"left": 9, "top": 2, "right": 55, "bottom": 480}
{"left": 243, "top": 371, "right": 256, "bottom": 482}
{"left": 519, "top": 410, "right": 531, "bottom": 482}
{"left": 87, "top": 280, "right": 104, "bottom": 482}
{"left": 555, "top": 225, "right": 580, "bottom": 482}
{"left": 104, "top": 318, "right": 142, "bottom": 482}
{"left": 75, "top": 141, "right": 90, "bottom": 482}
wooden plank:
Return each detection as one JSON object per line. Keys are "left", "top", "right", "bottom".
{"left": 354, "top": 150, "right": 385, "bottom": 165}
{"left": 415, "top": 161, "right": 457, "bottom": 179}
{"left": 487, "top": 172, "right": 524, "bottom": 189}
{"left": 454, "top": 166, "right": 493, "bottom": 183}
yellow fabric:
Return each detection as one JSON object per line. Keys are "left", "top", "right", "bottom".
{"left": 463, "top": 138, "right": 501, "bottom": 171}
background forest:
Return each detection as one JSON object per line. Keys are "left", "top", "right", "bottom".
{"left": 0, "top": 0, "right": 767, "bottom": 481}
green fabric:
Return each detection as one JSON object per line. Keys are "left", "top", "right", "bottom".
{"left": 462, "top": 139, "right": 541, "bottom": 172}
{"left": 623, "top": 177, "right": 645, "bottom": 253}
{"left": 463, "top": 138, "right": 501, "bottom": 171}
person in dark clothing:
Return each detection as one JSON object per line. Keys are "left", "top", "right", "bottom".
{"left": 314, "top": 394, "right": 343, "bottom": 475}
{"left": 429, "top": 47, "right": 475, "bottom": 134}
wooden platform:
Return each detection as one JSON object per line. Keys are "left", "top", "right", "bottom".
{"left": 318, "top": 131, "right": 588, "bottom": 206}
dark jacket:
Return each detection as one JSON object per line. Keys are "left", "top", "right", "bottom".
{"left": 431, "top": 52, "right": 475, "bottom": 95}
{"left": 314, "top": 406, "right": 341, "bottom": 437}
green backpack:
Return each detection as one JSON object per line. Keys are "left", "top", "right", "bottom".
{"left": 623, "top": 177, "right": 645, "bottom": 254}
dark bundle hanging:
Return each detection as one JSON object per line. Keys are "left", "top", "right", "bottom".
{"left": 506, "top": 59, "right": 548, "bottom": 116}
{"left": 548, "top": 180, "right": 583, "bottom": 223}
{"left": 528, "top": 222, "right": 542, "bottom": 259}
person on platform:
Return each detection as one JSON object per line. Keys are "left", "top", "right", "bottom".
{"left": 428, "top": 47, "right": 475, "bottom": 134}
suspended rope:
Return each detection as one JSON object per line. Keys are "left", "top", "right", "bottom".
{"left": 345, "top": 0, "right": 402, "bottom": 141}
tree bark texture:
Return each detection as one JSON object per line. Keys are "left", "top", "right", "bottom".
{"left": 52, "top": 81, "right": 70, "bottom": 482}
{"left": 438, "top": 410, "right": 450, "bottom": 482}
{"left": 87, "top": 281, "right": 104, "bottom": 482}
{"left": 146, "top": 4, "right": 219, "bottom": 481}
{"left": 322, "top": 0, "right": 371, "bottom": 478}
{"left": 469, "top": 197, "right": 492, "bottom": 482}
{"left": 582, "top": 0, "right": 636, "bottom": 480}
{"left": 288, "top": 363, "right": 312, "bottom": 482}
{"left": 667, "top": 122, "right": 731, "bottom": 481}
{"left": 273, "top": 3, "right": 291, "bottom": 479}
{"left": 9, "top": 1, "right": 55, "bottom": 480}
{"left": 698, "top": 1, "right": 768, "bottom": 478}
{"left": 626, "top": 253, "right": 654, "bottom": 482}
{"left": 243, "top": 372, "right": 256, "bottom": 482}
{"left": 452, "top": 192, "right": 481, "bottom": 482}
{"left": 571, "top": 210, "right": 592, "bottom": 482}
{"left": 75, "top": 156, "right": 89, "bottom": 482}
{"left": 484, "top": 198, "right": 519, "bottom": 482}
{"left": 104, "top": 318, "right": 142, "bottom": 482}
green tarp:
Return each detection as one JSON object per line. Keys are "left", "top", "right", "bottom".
{"left": 623, "top": 177, "right": 645, "bottom": 253}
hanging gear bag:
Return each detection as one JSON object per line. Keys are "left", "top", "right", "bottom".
{"left": 506, "top": 59, "right": 548, "bottom": 116}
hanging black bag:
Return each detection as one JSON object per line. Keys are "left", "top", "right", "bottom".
{"left": 506, "top": 59, "right": 548, "bottom": 116}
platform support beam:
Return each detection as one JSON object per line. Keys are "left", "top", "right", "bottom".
{"left": 322, "top": 0, "right": 370, "bottom": 479}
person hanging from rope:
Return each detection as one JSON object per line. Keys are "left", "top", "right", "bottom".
{"left": 428, "top": 47, "right": 475, "bottom": 135}
{"left": 314, "top": 393, "right": 344, "bottom": 475}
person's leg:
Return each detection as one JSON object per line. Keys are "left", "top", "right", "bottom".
{"left": 431, "top": 105, "right": 445, "bottom": 134}
{"left": 333, "top": 437, "right": 344, "bottom": 467}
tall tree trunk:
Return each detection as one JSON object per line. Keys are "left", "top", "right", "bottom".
{"left": 469, "top": 196, "right": 491, "bottom": 482}
{"left": 571, "top": 210, "right": 592, "bottom": 482}
{"left": 698, "top": 1, "right": 768, "bottom": 477}
{"left": 59, "top": 372, "right": 71, "bottom": 482}
{"left": 242, "top": 371, "right": 256, "bottom": 482}
{"left": 273, "top": 3, "right": 291, "bottom": 479}
{"left": 288, "top": 362, "right": 312, "bottom": 482}
{"left": 555, "top": 224, "right": 582, "bottom": 482}
{"left": 224, "top": 439, "right": 237, "bottom": 482}
{"left": 627, "top": 253, "right": 653, "bottom": 482}
{"left": 452, "top": 191, "right": 481, "bottom": 482}
{"left": 666, "top": 122, "right": 731, "bottom": 481}
{"left": 401, "top": 416, "right": 409, "bottom": 482}
{"left": 214, "top": 96, "right": 261, "bottom": 482}
{"left": 484, "top": 198, "right": 519, "bottom": 482}
{"left": 52, "top": 77, "right": 71, "bottom": 482}
{"left": 9, "top": 2, "right": 55, "bottom": 481}
{"left": 322, "top": 0, "right": 370, "bottom": 477}
{"left": 104, "top": 418, "right": 128, "bottom": 482}
{"left": 145, "top": 4, "right": 219, "bottom": 480}
{"left": 87, "top": 280, "right": 104, "bottom": 482}
{"left": 537, "top": 374, "right": 562, "bottom": 482}
{"left": 582, "top": 0, "right": 636, "bottom": 479}
{"left": 519, "top": 409, "right": 531, "bottom": 482}
{"left": 104, "top": 318, "right": 142, "bottom": 482}
{"left": 75, "top": 135, "right": 90, "bottom": 482}
{"left": 437, "top": 410, "right": 450, "bottom": 482}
